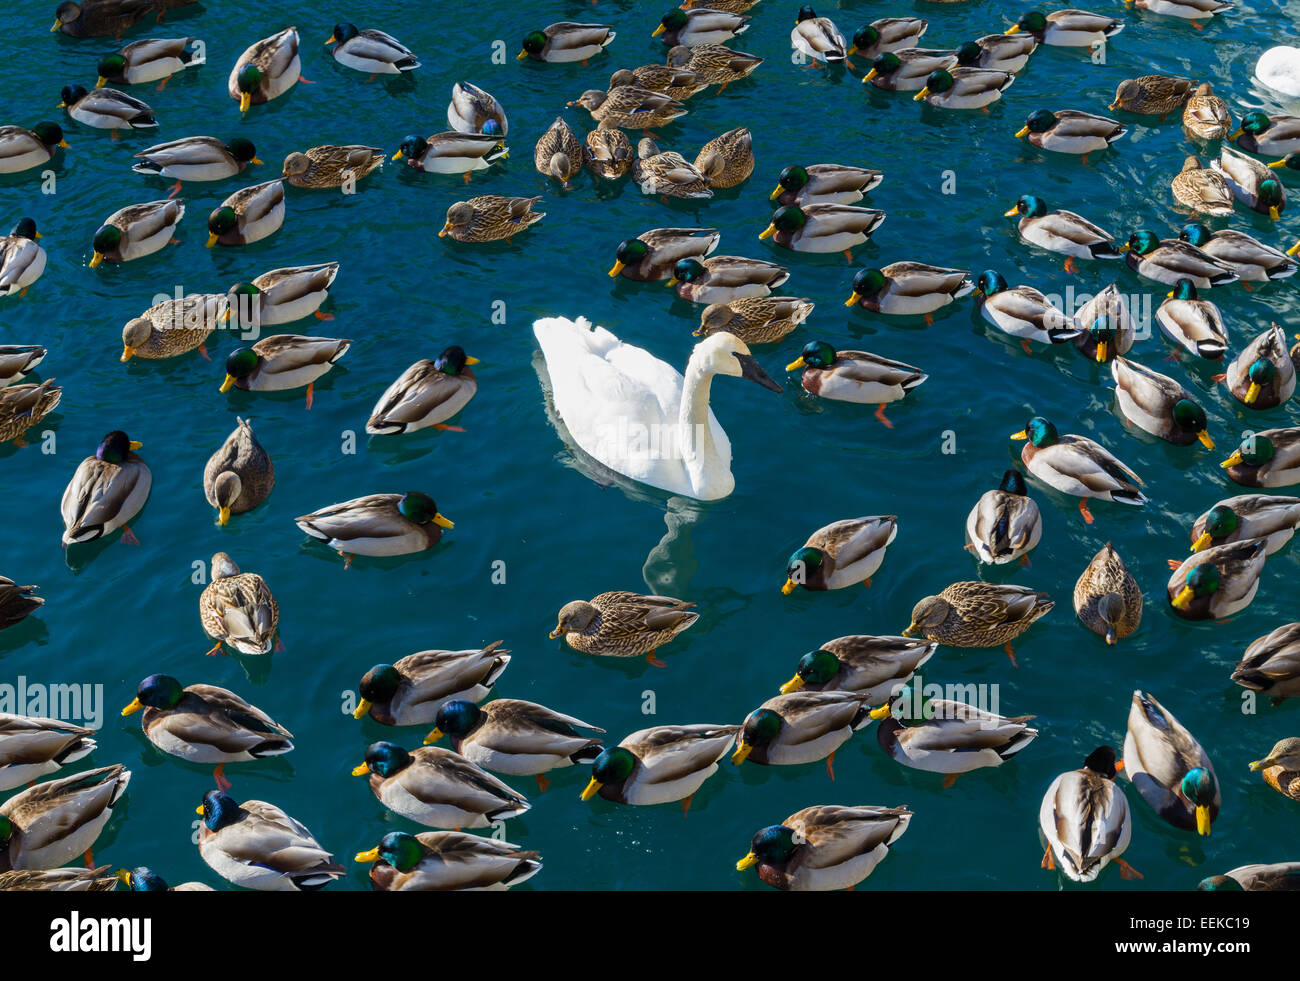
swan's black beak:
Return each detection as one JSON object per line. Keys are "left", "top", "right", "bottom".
{"left": 735, "top": 353, "right": 782, "bottom": 392}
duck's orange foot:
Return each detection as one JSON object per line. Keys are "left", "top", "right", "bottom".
{"left": 874, "top": 404, "right": 894, "bottom": 428}
{"left": 941, "top": 773, "right": 960, "bottom": 789}
{"left": 204, "top": 641, "right": 225, "bottom": 657}
{"left": 213, "top": 764, "right": 231, "bottom": 793}
{"left": 166, "top": 180, "right": 182, "bottom": 198}
{"left": 156, "top": 75, "right": 171, "bottom": 92}
{"left": 462, "top": 171, "right": 473, "bottom": 184}
{"left": 274, "top": 637, "right": 286, "bottom": 653}
{"left": 84, "top": 850, "right": 95, "bottom": 869}
{"left": 314, "top": 310, "right": 335, "bottom": 321}
{"left": 120, "top": 525, "right": 140, "bottom": 545}
{"left": 1018, "top": 554, "right": 1032, "bottom": 567}
{"left": 111, "top": 130, "right": 121, "bottom": 142}
{"left": 1211, "top": 373, "right": 1227, "bottom": 384}
{"left": 826, "top": 750, "right": 836, "bottom": 781}
{"left": 842, "top": 249, "right": 854, "bottom": 264}
{"left": 1118, "top": 858, "right": 1144, "bottom": 879}
{"left": 861, "top": 577, "right": 873, "bottom": 588}
{"left": 433, "top": 424, "right": 466, "bottom": 432}
{"left": 1005, "top": 641, "right": 1018, "bottom": 668}
{"left": 304, "top": 381, "right": 314, "bottom": 410}
{"left": 680, "top": 792, "right": 694, "bottom": 815}
{"left": 341, "top": 552, "right": 354, "bottom": 570}
{"left": 1078, "top": 499, "right": 1095, "bottom": 524}
{"left": 298, "top": 75, "right": 315, "bottom": 84}
{"left": 1164, "top": 350, "right": 1182, "bottom": 363}
{"left": 924, "top": 313, "right": 935, "bottom": 326}
{"left": 1190, "top": 19, "right": 1204, "bottom": 29}
{"left": 1020, "top": 339, "right": 1034, "bottom": 355}
{"left": 1167, "top": 558, "right": 1183, "bottom": 571}
{"left": 646, "top": 652, "right": 667, "bottom": 668}
{"left": 1041, "top": 844, "right": 1055, "bottom": 870}
{"left": 1242, "top": 282, "right": 1254, "bottom": 292}
{"left": 535, "top": 774, "right": 550, "bottom": 794}
{"left": 198, "top": 343, "right": 210, "bottom": 361}
{"left": 1063, "top": 256, "right": 1079, "bottom": 275}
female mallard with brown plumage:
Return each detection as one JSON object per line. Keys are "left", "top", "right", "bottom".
{"left": 1172, "top": 155, "right": 1234, "bottom": 216}
{"left": 904, "top": 581, "right": 1053, "bottom": 665}
{"left": 550, "top": 591, "right": 698, "bottom": 667}
{"left": 295, "top": 492, "right": 453, "bottom": 568}
{"left": 440, "top": 196, "right": 545, "bottom": 243}
{"left": 694, "top": 296, "right": 812, "bottom": 344}
{"left": 609, "top": 65, "right": 704, "bottom": 101}
{"left": 1110, "top": 74, "right": 1193, "bottom": 115}
{"left": 203, "top": 418, "right": 273, "bottom": 525}
{"left": 534, "top": 117, "right": 582, "bottom": 188}
{"left": 120, "top": 292, "right": 226, "bottom": 361}
{"left": 695, "top": 128, "right": 753, "bottom": 189}
{"left": 352, "top": 642, "right": 510, "bottom": 726}
{"left": 199, "top": 552, "right": 279, "bottom": 656}
{"left": 61, "top": 431, "right": 149, "bottom": 545}
{"left": 787, "top": 340, "right": 926, "bottom": 426}
{"left": 0, "top": 379, "right": 60, "bottom": 447}
{"left": 1249, "top": 738, "right": 1300, "bottom": 802}
{"left": 1183, "top": 83, "right": 1232, "bottom": 140}
{"left": 1074, "top": 543, "right": 1142, "bottom": 645}
{"left": 1167, "top": 538, "right": 1267, "bottom": 620}
{"left": 965, "top": 468, "right": 1041, "bottom": 566}
{"left": 365, "top": 346, "right": 479, "bottom": 435}
{"left": 1191, "top": 495, "right": 1300, "bottom": 554}
{"left": 566, "top": 87, "right": 686, "bottom": 130}
{"left": 583, "top": 119, "right": 633, "bottom": 181}
{"left": 665, "top": 43, "right": 763, "bottom": 92}
{"left": 782, "top": 515, "right": 898, "bottom": 593}
{"left": 632, "top": 137, "right": 712, "bottom": 199}
{"left": 777, "top": 635, "right": 937, "bottom": 703}
{"left": 0, "top": 866, "right": 119, "bottom": 891}
{"left": 281, "top": 145, "right": 384, "bottom": 189}
{"left": 737, "top": 804, "right": 912, "bottom": 892}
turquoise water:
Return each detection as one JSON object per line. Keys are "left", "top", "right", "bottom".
{"left": 2, "top": 0, "right": 1299, "bottom": 891}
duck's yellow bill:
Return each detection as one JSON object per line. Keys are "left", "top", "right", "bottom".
{"left": 239, "top": 93, "right": 252, "bottom": 113}
{"left": 1010, "top": 429, "right": 1028, "bottom": 440}
{"left": 843, "top": 291, "right": 861, "bottom": 308}
{"left": 352, "top": 698, "right": 371, "bottom": 720}
{"left": 433, "top": 512, "right": 454, "bottom": 529}
{"left": 465, "top": 356, "right": 480, "bottom": 365}
{"left": 845, "top": 45, "right": 859, "bottom": 58}
{"left": 354, "top": 847, "right": 379, "bottom": 863}
{"left": 731, "top": 742, "right": 753, "bottom": 765}
{"left": 1004, "top": 25, "right": 1021, "bottom": 34}
{"left": 652, "top": 24, "right": 666, "bottom": 37}
{"left": 350, "top": 763, "right": 370, "bottom": 777}
{"left": 196, "top": 804, "right": 205, "bottom": 815}
{"left": 759, "top": 223, "right": 776, "bottom": 240}
{"left": 1014, "top": 126, "right": 1029, "bottom": 138}
{"left": 1270, "top": 207, "right": 1280, "bottom": 221}
{"left": 780, "top": 577, "right": 796, "bottom": 595}
{"left": 1108, "top": 100, "right": 1121, "bottom": 110}
{"left": 863, "top": 68, "right": 878, "bottom": 83}
{"left": 779, "top": 675, "right": 805, "bottom": 694}
{"left": 217, "top": 505, "right": 232, "bottom": 526}
{"left": 786, "top": 356, "right": 807, "bottom": 371}
{"left": 115, "top": 869, "right": 132, "bottom": 884}
{"left": 1269, "top": 159, "right": 1288, "bottom": 169}
{"left": 59, "top": 139, "right": 70, "bottom": 148}
{"left": 1220, "top": 450, "right": 1243, "bottom": 469}
{"left": 1118, "top": 242, "right": 1132, "bottom": 253}
{"left": 251, "top": 156, "right": 263, "bottom": 165}
{"left": 95, "top": 77, "right": 107, "bottom": 89}
{"left": 1248, "top": 758, "right": 1269, "bottom": 771}
{"left": 869, "top": 703, "right": 893, "bottom": 720}
{"left": 423, "top": 728, "right": 444, "bottom": 746}
{"left": 769, "top": 184, "right": 784, "bottom": 200}
{"left": 391, "top": 149, "right": 405, "bottom": 161}
{"left": 516, "top": 50, "right": 528, "bottom": 60}
{"left": 121, "top": 697, "right": 143, "bottom": 716}
{"left": 56, "top": 101, "right": 66, "bottom": 109}
{"left": 549, "top": 624, "right": 564, "bottom": 639}
{"left": 1095, "top": 340, "right": 1108, "bottom": 363}
{"left": 129, "top": 440, "right": 142, "bottom": 450}
{"left": 326, "top": 34, "right": 337, "bottom": 44}
{"left": 438, "top": 222, "right": 453, "bottom": 238}
{"left": 1195, "top": 804, "right": 1211, "bottom": 836}
{"left": 89, "top": 252, "right": 104, "bottom": 269}
{"left": 1002, "top": 206, "right": 1020, "bottom": 218}
{"left": 1172, "top": 585, "right": 1195, "bottom": 610}
{"left": 50, "top": 18, "right": 60, "bottom": 31}
{"left": 901, "top": 622, "right": 918, "bottom": 637}
{"left": 736, "top": 851, "right": 759, "bottom": 871}
{"left": 219, "top": 374, "right": 236, "bottom": 394}
{"left": 120, "top": 346, "right": 134, "bottom": 362}
{"left": 913, "top": 88, "right": 929, "bottom": 102}
{"left": 580, "top": 778, "right": 602, "bottom": 801}
{"left": 1190, "top": 531, "right": 1213, "bottom": 552}
{"left": 206, "top": 232, "right": 219, "bottom": 248}
{"left": 1288, "top": 240, "right": 1300, "bottom": 257}
{"left": 665, "top": 277, "right": 678, "bottom": 287}
{"left": 608, "top": 260, "right": 625, "bottom": 277}
{"left": 1197, "top": 430, "right": 1215, "bottom": 450}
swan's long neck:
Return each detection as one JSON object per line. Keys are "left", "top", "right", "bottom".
{"left": 678, "top": 352, "right": 727, "bottom": 496}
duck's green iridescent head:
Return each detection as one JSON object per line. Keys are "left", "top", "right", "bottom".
{"left": 92, "top": 224, "right": 122, "bottom": 261}
{"left": 60, "top": 84, "right": 88, "bottom": 108}
{"left": 394, "top": 135, "right": 428, "bottom": 162}
{"left": 998, "top": 468, "right": 1028, "bottom": 495}
{"left": 955, "top": 41, "right": 983, "bottom": 66}
{"left": 361, "top": 741, "right": 413, "bottom": 778}
{"left": 198, "top": 790, "right": 241, "bottom": 831}
{"left": 782, "top": 545, "right": 825, "bottom": 594}
{"left": 356, "top": 663, "right": 400, "bottom": 716}
{"left": 1007, "top": 195, "right": 1047, "bottom": 219}
{"left": 796, "top": 6, "right": 818, "bottom": 24}
{"left": 736, "top": 824, "right": 799, "bottom": 871}
{"left": 737, "top": 707, "right": 783, "bottom": 754}
{"left": 1248, "top": 358, "right": 1277, "bottom": 386}
{"left": 31, "top": 121, "right": 66, "bottom": 149}
{"left": 1197, "top": 874, "right": 1243, "bottom": 891}
{"left": 96, "top": 430, "right": 140, "bottom": 464}
{"left": 119, "top": 867, "right": 170, "bottom": 891}
{"left": 1013, "top": 416, "right": 1059, "bottom": 448}
{"left": 1238, "top": 111, "right": 1271, "bottom": 136}
{"left": 1171, "top": 398, "right": 1209, "bottom": 439}
{"left": 781, "top": 649, "right": 841, "bottom": 692}
{"left": 868, "top": 51, "right": 902, "bottom": 78}
{"left": 0, "top": 815, "right": 12, "bottom": 849}
{"left": 227, "top": 137, "right": 258, "bottom": 163}
{"left": 851, "top": 267, "right": 888, "bottom": 298}
{"left": 1173, "top": 565, "right": 1220, "bottom": 614}
{"left": 1123, "top": 230, "right": 1161, "bottom": 256}
{"left": 236, "top": 64, "right": 263, "bottom": 95}
{"left": 521, "top": 30, "right": 549, "bottom": 55}
{"left": 359, "top": 832, "right": 425, "bottom": 872}
{"left": 921, "top": 69, "right": 955, "bottom": 95}
{"left": 330, "top": 22, "right": 360, "bottom": 44}
{"left": 1010, "top": 10, "right": 1047, "bottom": 33}
{"left": 124, "top": 673, "right": 184, "bottom": 715}
{"left": 1222, "top": 434, "right": 1276, "bottom": 471}
{"left": 1167, "top": 277, "right": 1199, "bottom": 300}
{"left": 1258, "top": 179, "right": 1284, "bottom": 218}
{"left": 850, "top": 25, "right": 880, "bottom": 53}
{"left": 1181, "top": 767, "right": 1216, "bottom": 835}
{"left": 1083, "top": 744, "right": 1119, "bottom": 779}
{"left": 787, "top": 340, "right": 836, "bottom": 374}
{"left": 1200, "top": 504, "right": 1239, "bottom": 547}
{"left": 96, "top": 54, "right": 126, "bottom": 84}
{"left": 1268, "top": 153, "right": 1300, "bottom": 171}
{"left": 659, "top": 9, "right": 689, "bottom": 33}
{"left": 765, "top": 205, "right": 807, "bottom": 236}
{"left": 611, "top": 238, "right": 649, "bottom": 276}
{"left": 208, "top": 205, "right": 238, "bottom": 237}
{"left": 435, "top": 345, "right": 476, "bottom": 375}
{"left": 776, "top": 164, "right": 809, "bottom": 192}
{"left": 589, "top": 745, "right": 636, "bottom": 786}
{"left": 432, "top": 699, "right": 482, "bottom": 740}
{"left": 11, "top": 217, "right": 38, "bottom": 240}
{"left": 672, "top": 257, "right": 707, "bottom": 284}
{"left": 223, "top": 346, "right": 260, "bottom": 380}
{"left": 975, "top": 270, "right": 1008, "bottom": 296}
{"left": 1179, "top": 223, "right": 1212, "bottom": 248}
{"left": 1022, "top": 109, "right": 1058, "bottom": 135}
{"left": 398, "top": 491, "right": 451, "bottom": 528}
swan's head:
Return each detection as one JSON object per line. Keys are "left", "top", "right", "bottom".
{"left": 693, "top": 332, "right": 782, "bottom": 391}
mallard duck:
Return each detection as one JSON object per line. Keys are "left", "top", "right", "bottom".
{"left": 0, "top": 379, "right": 60, "bottom": 446}
{"left": 425, "top": 698, "right": 604, "bottom": 790}
{"left": 196, "top": 790, "right": 344, "bottom": 890}
{"left": 61, "top": 431, "right": 149, "bottom": 545}
{"left": 1039, "top": 746, "right": 1137, "bottom": 882}
{"left": 1123, "top": 691, "right": 1219, "bottom": 835}
{"left": 779, "top": 636, "right": 936, "bottom": 703}
{"left": 229, "top": 27, "right": 300, "bottom": 112}
{"left": 0, "top": 765, "right": 130, "bottom": 871}
{"left": 122, "top": 674, "right": 291, "bottom": 790}
{"left": 0, "top": 577, "right": 42, "bottom": 630}
{"left": 440, "top": 195, "right": 544, "bottom": 243}
{"left": 1178, "top": 223, "right": 1295, "bottom": 282}
{"left": 59, "top": 84, "right": 156, "bottom": 131}
{"left": 353, "top": 642, "right": 511, "bottom": 726}
{"left": 366, "top": 347, "right": 478, "bottom": 435}
{"left": 974, "top": 271, "right": 1079, "bottom": 350}
{"left": 1155, "top": 279, "right": 1226, "bottom": 360}
{"left": 790, "top": 6, "right": 845, "bottom": 63}
{"left": 1004, "top": 196, "right": 1119, "bottom": 273}
{"left": 326, "top": 22, "right": 419, "bottom": 75}
{"left": 0, "top": 345, "right": 45, "bottom": 386}
{"left": 760, "top": 204, "right": 884, "bottom": 259}
{"left": 1111, "top": 356, "right": 1214, "bottom": 448}
{"left": 1220, "top": 325, "right": 1295, "bottom": 408}
{"left": 281, "top": 145, "right": 383, "bottom": 189}
{"left": 0, "top": 866, "right": 118, "bottom": 891}
{"left": 787, "top": 342, "right": 925, "bottom": 426}
{"left": 97, "top": 37, "right": 200, "bottom": 88}
{"left": 665, "top": 43, "right": 763, "bottom": 91}
{"left": 1077, "top": 288, "right": 1137, "bottom": 364}
{"left": 695, "top": 127, "right": 753, "bottom": 189}
{"left": 0, "top": 219, "right": 45, "bottom": 297}
{"left": 874, "top": 685, "right": 1038, "bottom": 779}
{"left": 844, "top": 262, "right": 972, "bottom": 318}
{"left": 1214, "top": 145, "right": 1287, "bottom": 219}
{"left": 198, "top": 553, "right": 278, "bottom": 656}
{"left": 220, "top": 334, "right": 350, "bottom": 408}
{"left": 847, "top": 18, "right": 927, "bottom": 59}
{"left": 0, "top": 122, "right": 68, "bottom": 173}
{"left": 551, "top": 591, "right": 697, "bottom": 667}
{"left": 733, "top": 691, "right": 871, "bottom": 777}
{"left": 1110, "top": 75, "right": 1194, "bottom": 115}
{"left": 904, "top": 582, "right": 1052, "bottom": 664}
{"left": 352, "top": 741, "right": 529, "bottom": 828}
{"left": 203, "top": 418, "right": 273, "bottom": 525}
{"left": 1234, "top": 110, "right": 1300, "bottom": 156}
{"left": 583, "top": 119, "right": 633, "bottom": 180}
{"left": 955, "top": 34, "right": 1037, "bottom": 72}
{"left": 518, "top": 23, "right": 616, "bottom": 63}
{"left": 1221, "top": 427, "right": 1300, "bottom": 488}
{"left": 681, "top": 0, "right": 762, "bottom": 12}
{"left": 966, "top": 468, "right": 1042, "bottom": 565}
{"left": 782, "top": 515, "right": 898, "bottom": 593}
{"left": 447, "top": 81, "right": 506, "bottom": 135}
{"left": 1192, "top": 495, "right": 1300, "bottom": 554}
{"left": 1126, "top": 0, "right": 1233, "bottom": 20}
{"left": 1249, "top": 738, "right": 1300, "bottom": 802}
{"left": 1233, "top": 623, "right": 1300, "bottom": 702}
{"left": 1074, "top": 543, "right": 1142, "bottom": 645}
{"left": 392, "top": 133, "right": 506, "bottom": 180}
{"left": 1013, "top": 416, "right": 1146, "bottom": 522}
{"left": 1168, "top": 538, "right": 1267, "bottom": 619}
{"left": 1007, "top": 9, "right": 1124, "bottom": 46}
{"left": 295, "top": 492, "right": 452, "bottom": 568}
{"left": 1199, "top": 863, "right": 1300, "bottom": 891}
{"left": 51, "top": 0, "right": 175, "bottom": 37}
{"left": 132, "top": 137, "right": 260, "bottom": 195}
{"left": 581, "top": 724, "right": 740, "bottom": 806}
{"left": 861, "top": 49, "right": 961, "bottom": 92}
{"left": 355, "top": 831, "right": 540, "bottom": 892}
{"left": 1183, "top": 84, "right": 1232, "bottom": 140}
{"left": 737, "top": 805, "right": 912, "bottom": 891}
{"left": 116, "top": 867, "right": 212, "bottom": 891}
{"left": 1121, "top": 231, "right": 1237, "bottom": 288}
{"left": 1017, "top": 109, "right": 1126, "bottom": 157}
{"left": 90, "top": 198, "right": 182, "bottom": 267}
{"left": 656, "top": 8, "right": 750, "bottom": 48}
{"left": 534, "top": 117, "right": 582, "bottom": 188}
{"left": 914, "top": 68, "right": 1015, "bottom": 109}
{"left": 610, "top": 65, "right": 705, "bottom": 101}
{"left": 227, "top": 262, "right": 338, "bottom": 327}
{"left": 632, "top": 138, "right": 711, "bottom": 199}
{"left": 0, "top": 714, "right": 94, "bottom": 790}
{"left": 206, "top": 179, "right": 284, "bottom": 246}
{"left": 668, "top": 255, "right": 788, "bottom": 303}
{"left": 695, "top": 297, "right": 812, "bottom": 344}
{"left": 608, "top": 227, "right": 719, "bottom": 281}
{"left": 769, "top": 164, "right": 881, "bottom": 207}
{"left": 120, "top": 292, "right": 224, "bottom": 362}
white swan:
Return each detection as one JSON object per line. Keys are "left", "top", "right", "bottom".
{"left": 533, "top": 316, "right": 782, "bottom": 501}
{"left": 1256, "top": 47, "right": 1300, "bottom": 99}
